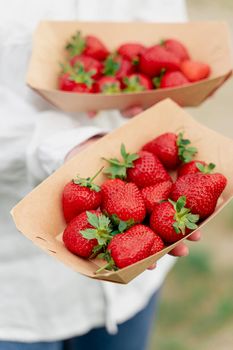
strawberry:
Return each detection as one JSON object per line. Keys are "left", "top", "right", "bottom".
{"left": 162, "top": 39, "right": 190, "bottom": 62}
{"left": 66, "top": 31, "right": 109, "bottom": 61}
{"left": 170, "top": 173, "right": 227, "bottom": 219}
{"left": 139, "top": 45, "right": 181, "bottom": 77}
{"left": 59, "top": 73, "right": 78, "bottom": 92}
{"left": 101, "top": 179, "right": 146, "bottom": 224}
{"left": 150, "top": 196, "right": 199, "bottom": 243}
{"left": 98, "top": 224, "right": 164, "bottom": 270}
{"left": 117, "top": 43, "right": 146, "bottom": 64}
{"left": 63, "top": 211, "right": 112, "bottom": 258}
{"left": 150, "top": 234, "right": 166, "bottom": 255}
{"left": 181, "top": 60, "right": 211, "bottom": 82}
{"left": 70, "top": 55, "right": 103, "bottom": 80}
{"left": 127, "top": 151, "right": 171, "bottom": 188}
{"left": 154, "top": 71, "right": 189, "bottom": 89}
{"left": 62, "top": 168, "right": 103, "bottom": 223}
{"left": 123, "top": 73, "right": 153, "bottom": 92}
{"left": 142, "top": 132, "right": 197, "bottom": 169}
{"left": 94, "top": 76, "right": 121, "bottom": 94}
{"left": 178, "top": 161, "right": 216, "bottom": 177}
{"left": 103, "top": 144, "right": 171, "bottom": 188}
{"left": 141, "top": 180, "right": 173, "bottom": 214}
{"left": 103, "top": 54, "right": 134, "bottom": 82}
{"left": 59, "top": 63, "right": 95, "bottom": 93}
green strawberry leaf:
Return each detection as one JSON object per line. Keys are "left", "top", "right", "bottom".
{"left": 172, "top": 196, "right": 200, "bottom": 235}
{"left": 80, "top": 212, "right": 113, "bottom": 246}
{"left": 109, "top": 214, "right": 135, "bottom": 233}
{"left": 65, "top": 31, "right": 86, "bottom": 58}
{"left": 98, "top": 215, "right": 111, "bottom": 230}
{"left": 123, "top": 75, "right": 145, "bottom": 92}
{"left": 86, "top": 211, "right": 100, "bottom": 228}
{"left": 152, "top": 68, "right": 166, "bottom": 88}
{"left": 175, "top": 196, "right": 186, "bottom": 212}
{"left": 80, "top": 228, "right": 97, "bottom": 240}
{"left": 118, "top": 220, "right": 127, "bottom": 233}
{"left": 177, "top": 132, "right": 197, "bottom": 163}
{"left": 103, "top": 144, "right": 139, "bottom": 179}
{"left": 95, "top": 251, "right": 118, "bottom": 273}
{"left": 196, "top": 162, "right": 216, "bottom": 174}
{"left": 185, "top": 221, "right": 199, "bottom": 230}
{"left": 103, "top": 54, "right": 120, "bottom": 76}
{"left": 173, "top": 221, "right": 180, "bottom": 233}
{"left": 188, "top": 214, "right": 200, "bottom": 223}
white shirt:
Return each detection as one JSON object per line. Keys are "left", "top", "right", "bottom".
{"left": 0, "top": 0, "right": 187, "bottom": 342}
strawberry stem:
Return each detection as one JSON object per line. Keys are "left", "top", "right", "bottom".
{"left": 90, "top": 166, "right": 105, "bottom": 182}
{"left": 95, "top": 251, "right": 117, "bottom": 273}
{"left": 73, "top": 167, "right": 104, "bottom": 192}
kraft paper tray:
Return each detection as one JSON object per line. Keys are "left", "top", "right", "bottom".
{"left": 11, "top": 99, "right": 233, "bottom": 283}
{"left": 26, "top": 21, "right": 232, "bottom": 112}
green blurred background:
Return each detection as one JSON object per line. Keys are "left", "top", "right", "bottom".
{"left": 150, "top": 1, "right": 233, "bottom": 349}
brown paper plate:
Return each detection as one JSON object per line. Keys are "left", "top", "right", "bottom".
{"left": 11, "top": 99, "right": 233, "bottom": 283}
{"left": 26, "top": 21, "right": 232, "bottom": 113}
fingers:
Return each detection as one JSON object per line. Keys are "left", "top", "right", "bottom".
{"left": 122, "top": 106, "right": 143, "bottom": 118}
{"left": 169, "top": 242, "right": 189, "bottom": 257}
{"left": 186, "top": 230, "right": 201, "bottom": 241}
{"left": 169, "top": 230, "right": 201, "bottom": 257}
{"left": 147, "top": 262, "right": 157, "bottom": 270}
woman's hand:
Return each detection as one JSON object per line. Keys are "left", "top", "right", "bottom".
{"left": 147, "top": 230, "right": 201, "bottom": 270}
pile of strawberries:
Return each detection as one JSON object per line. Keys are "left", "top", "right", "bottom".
{"left": 58, "top": 31, "right": 211, "bottom": 94}
{"left": 62, "top": 132, "right": 227, "bottom": 272}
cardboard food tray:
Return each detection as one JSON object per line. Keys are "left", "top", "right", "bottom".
{"left": 26, "top": 21, "right": 232, "bottom": 113}
{"left": 11, "top": 99, "right": 233, "bottom": 283}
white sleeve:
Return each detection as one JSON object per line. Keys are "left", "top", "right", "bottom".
{"left": 26, "top": 110, "right": 107, "bottom": 185}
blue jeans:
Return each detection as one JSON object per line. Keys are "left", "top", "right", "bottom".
{"left": 0, "top": 291, "right": 159, "bottom": 350}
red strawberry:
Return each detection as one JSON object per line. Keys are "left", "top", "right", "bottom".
{"left": 117, "top": 43, "right": 146, "bottom": 63}
{"left": 150, "top": 234, "right": 165, "bottom": 255}
{"left": 178, "top": 161, "right": 216, "bottom": 177}
{"left": 101, "top": 179, "right": 146, "bottom": 224}
{"left": 62, "top": 168, "right": 103, "bottom": 223}
{"left": 170, "top": 173, "right": 227, "bottom": 219}
{"left": 66, "top": 31, "right": 109, "bottom": 61}
{"left": 181, "top": 60, "right": 211, "bottom": 82}
{"left": 100, "top": 224, "right": 164, "bottom": 269}
{"left": 94, "top": 76, "right": 121, "bottom": 94}
{"left": 155, "top": 71, "right": 189, "bottom": 89}
{"left": 59, "top": 63, "right": 95, "bottom": 93}
{"left": 142, "top": 132, "right": 197, "bottom": 169}
{"left": 72, "top": 84, "right": 95, "bottom": 93}
{"left": 104, "top": 54, "right": 134, "bottom": 81}
{"left": 127, "top": 151, "right": 171, "bottom": 188}
{"left": 63, "top": 210, "right": 112, "bottom": 258}
{"left": 103, "top": 144, "right": 171, "bottom": 188}
{"left": 162, "top": 39, "right": 190, "bottom": 62}
{"left": 139, "top": 45, "right": 181, "bottom": 77}
{"left": 70, "top": 55, "right": 103, "bottom": 80}
{"left": 123, "top": 73, "right": 153, "bottom": 92}
{"left": 141, "top": 180, "right": 173, "bottom": 214}
{"left": 150, "top": 196, "right": 199, "bottom": 243}
{"left": 59, "top": 73, "right": 78, "bottom": 92}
